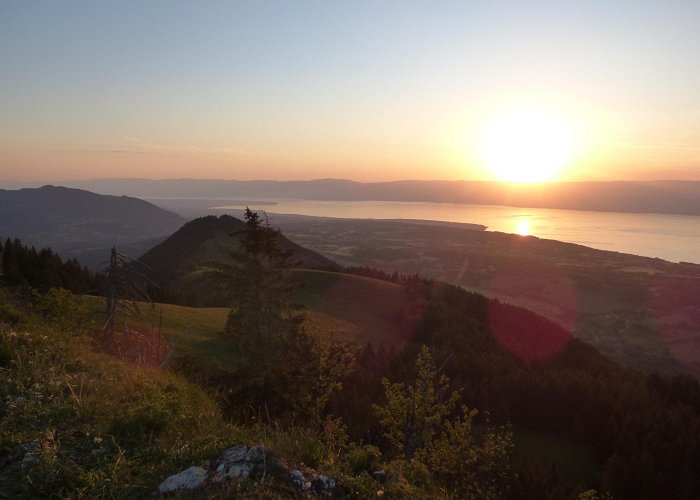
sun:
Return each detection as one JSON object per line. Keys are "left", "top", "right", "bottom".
{"left": 480, "top": 107, "right": 578, "bottom": 183}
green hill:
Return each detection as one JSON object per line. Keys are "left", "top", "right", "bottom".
{"left": 5, "top": 265, "right": 700, "bottom": 497}
{"left": 139, "top": 215, "right": 339, "bottom": 305}
{"left": 74, "top": 270, "right": 700, "bottom": 498}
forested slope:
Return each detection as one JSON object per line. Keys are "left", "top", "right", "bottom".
{"left": 333, "top": 279, "right": 700, "bottom": 498}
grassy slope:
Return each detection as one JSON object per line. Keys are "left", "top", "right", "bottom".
{"left": 0, "top": 302, "right": 240, "bottom": 498}
{"left": 83, "top": 270, "right": 598, "bottom": 489}
{"left": 83, "top": 270, "right": 412, "bottom": 371}
{"left": 295, "top": 270, "right": 410, "bottom": 346}
{"left": 0, "top": 291, "right": 372, "bottom": 498}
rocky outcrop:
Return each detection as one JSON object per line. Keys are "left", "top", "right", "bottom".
{"left": 289, "top": 468, "right": 310, "bottom": 490}
{"left": 287, "top": 469, "right": 336, "bottom": 496}
{"left": 311, "top": 474, "right": 337, "bottom": 496}
{"left": 158, "top": 466, "right": 208, "bottom": 494}
{"left": 157, "top": 444, "right": 340, "bottom": 496}
{"left": 211, "top": 445, "right": 266, "bottom": 482}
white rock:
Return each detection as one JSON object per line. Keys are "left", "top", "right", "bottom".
{"left": 290, "top": 469, "right": 308, "bottom": 489}
{"left": 157, "top": 466, "right": 208, "bottom": 494}
{"left": 5, "top": 443, "right": 41, "bottom": 466}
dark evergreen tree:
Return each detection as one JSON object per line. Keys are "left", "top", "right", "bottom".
{"left": 215, "top": 208, "right": 305, "bottom": 366}
{"left": 211, "top": 208, "right": 353, "bottom": 421}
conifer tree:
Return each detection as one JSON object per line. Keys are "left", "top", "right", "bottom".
{"left": 218, "top": 207, "right": 305, "bottom": 371}
{"left": 212, "top": 207, "right": 353, "bottom": 421}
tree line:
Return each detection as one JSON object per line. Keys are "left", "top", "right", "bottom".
{"left": 0, "top": 238, "right": 103, "bottom": 294}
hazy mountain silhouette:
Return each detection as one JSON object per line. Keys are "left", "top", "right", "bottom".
{"left": 24, "top": 178, "right": 700, "bottom": 216}
{"left": 0, "top": 185, "right": 185, "bottom": 269}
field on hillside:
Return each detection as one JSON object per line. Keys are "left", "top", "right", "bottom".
{"left": 83, "top": 270, "right": 412, "bottom": 369}
{"left": 295, "top": 270, "right": 412, "bottom": 346}
{"left": 272, "top": 216, "right": 700, "bottom": 377}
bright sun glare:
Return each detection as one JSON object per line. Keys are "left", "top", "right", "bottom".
{"left": 480, "top": 108, "right": 577, "bottom": 183}
{"left": 516, "top": 219, "right": 530, "bottom": 236}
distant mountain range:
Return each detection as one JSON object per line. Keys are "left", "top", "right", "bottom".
{"left": 5, "top": 178, "right": 700, "bottom": 216}
{"left": 0, "top": 185, "right": 185, "bottom": 269}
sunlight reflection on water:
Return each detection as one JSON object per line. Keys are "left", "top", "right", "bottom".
{"left": 212, "top": 199, "right": 700, "bottom": 264}
{"left": 516, "top": 219, "right": 530, "bottom": 236}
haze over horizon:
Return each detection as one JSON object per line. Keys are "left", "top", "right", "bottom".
{"left": 2, "top": 1, "right": 699, "bottom": 183}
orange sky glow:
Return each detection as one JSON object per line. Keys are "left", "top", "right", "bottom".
{"left": 1, "top": 2, "right": 699, "bottom": 183}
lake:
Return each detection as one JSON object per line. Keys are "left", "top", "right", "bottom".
{"left": 207, "top": 199, "right": 700, "bottom": 265}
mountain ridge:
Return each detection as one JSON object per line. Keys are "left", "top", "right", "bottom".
{"left": 8, "top": 178, "right": 700, "bottom": 216}
{"left": 0, "top": 185, "right": 186, "bottom": 269}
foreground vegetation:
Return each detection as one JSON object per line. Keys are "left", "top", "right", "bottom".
{"left": 0, "top": 230, "right": 516, "bottom": 498}
{"left": 0, "top": 288, "right": 236, "bottom": 497}
{"left": 3, "top": 224, "right": 700, "bottom": 498}
{"left": 0, "top": 287, "right": 515, "bottom": 498}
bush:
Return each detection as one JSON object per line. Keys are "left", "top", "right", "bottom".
{"left": 0, "top": 297, "right": 27, "bottom": 326}
{"left": 31, "top": 287, "right": 92, "bottom": 336}
{"left": 348, "top": 444, "right": 382, "bottom": 474}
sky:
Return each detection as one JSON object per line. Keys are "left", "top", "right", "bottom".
{"left": 1, "top": 0, "right": 699, "bottom": 183}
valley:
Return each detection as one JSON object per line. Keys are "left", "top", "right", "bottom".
{"left": 2, "top": 182, "right": 697, "bottom": 377}
{"left": 3, "top": 209, "right": 700, "bottom": 498}
{"left": 270, "top": 215, "right": 700, "bottom": 377}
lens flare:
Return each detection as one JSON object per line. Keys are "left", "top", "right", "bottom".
{"left": 487, "top": 260, "right": 577, "bottom": 362}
